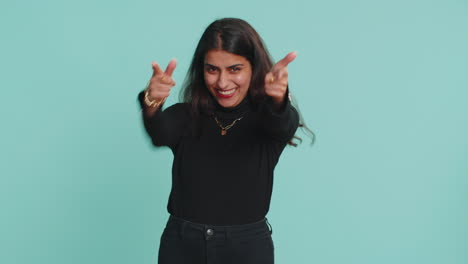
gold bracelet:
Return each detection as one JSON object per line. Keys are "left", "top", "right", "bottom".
{"left": 144, "top": 89, "right": 166, "bottom": 108}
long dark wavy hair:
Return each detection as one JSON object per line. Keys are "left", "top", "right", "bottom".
{"left": 179, "top": 18, "right": 315, "bottom": 146}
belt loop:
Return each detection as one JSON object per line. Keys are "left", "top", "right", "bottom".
{"left": 179, "top": 221, "right": 187, "bottom": 240}
{"left": 266, "top": 218, "right": 273, "bottom": 235}
{"left": 224, "top": 226, "right": 232, "bottom": 246}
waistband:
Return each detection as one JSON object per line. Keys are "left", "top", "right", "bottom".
{"left": 166, "top": 214, "right": 273, "bottom": 241}
{"left": 169, "top": 214, "right": 271, "bottom": 230}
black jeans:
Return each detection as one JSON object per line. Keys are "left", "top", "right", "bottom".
{"left": 158, "top": 215, "right": 275, "bottom": 264}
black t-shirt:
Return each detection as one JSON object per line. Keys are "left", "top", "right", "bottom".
{"left": 138, "top": 92, "right": 299, "bottom": 225}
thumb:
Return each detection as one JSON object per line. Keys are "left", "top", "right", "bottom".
{"left": 152, "top": 61, "right": 164, "bottom": 77}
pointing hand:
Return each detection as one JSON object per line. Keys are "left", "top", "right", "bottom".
{"left": 264, "top": 51, "right": 297, "bottom": 105}
{"left": 146, "top": 59, "right": 177, "bottom": 102}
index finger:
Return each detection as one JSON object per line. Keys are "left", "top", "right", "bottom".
{"left": 272, "top": 51, "right": 297, "bottom": 72}
{"left": 164, "top": 58, "right": 177, "bottom": 77}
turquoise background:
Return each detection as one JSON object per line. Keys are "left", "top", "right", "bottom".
{"left": 1, "top": 0, "right": 467, "bottom": 263}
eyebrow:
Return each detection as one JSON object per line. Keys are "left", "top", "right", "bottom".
{"left": 204, "top": 63, "right": 244, "bottom": 69}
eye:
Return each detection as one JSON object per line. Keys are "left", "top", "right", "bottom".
{"left": 229, "top": 67, "right": 241, "bottom": 72}
{"left": 205, "top": 66, "right": 218, "bottom": 73}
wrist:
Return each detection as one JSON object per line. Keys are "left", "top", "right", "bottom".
{"left": 144, "top": 89, "right": 166, "bottom": 109}
{"left": 272, "top": 95, "right": 285, "bottom": 105}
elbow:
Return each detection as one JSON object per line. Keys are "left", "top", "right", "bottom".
{"left": 150, "top": 137, "right": 164, "bottom": 147}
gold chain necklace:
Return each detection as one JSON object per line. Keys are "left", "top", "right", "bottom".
{"left": 213, "top": 115, "right": 244, "bottom": 136}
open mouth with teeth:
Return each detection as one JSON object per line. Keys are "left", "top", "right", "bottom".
{"left": 215, "top": 88, "right": 237, "bottom": 98}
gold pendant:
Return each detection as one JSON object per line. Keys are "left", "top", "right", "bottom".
{"left": 221, "top": 129, "right": 227, "bottom": 136}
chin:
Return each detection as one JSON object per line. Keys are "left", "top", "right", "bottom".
{"left": 217, "top": 98, "right": 239, "bottom": 108}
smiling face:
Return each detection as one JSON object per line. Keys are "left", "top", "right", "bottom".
{"left": 204, "top": 49, "right": 252, "bottom": 108}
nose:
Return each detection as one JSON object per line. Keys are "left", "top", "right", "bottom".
{"left": 217, "top": 71, "right": 229, "bottom": 89}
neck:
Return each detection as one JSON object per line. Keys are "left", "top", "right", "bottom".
{"left": 213, "top": 96, "right": 252, "bottom": 119}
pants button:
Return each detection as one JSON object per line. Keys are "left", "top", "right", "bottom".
{"left": 206, "top": 228, "right": 214, "bottom": 236}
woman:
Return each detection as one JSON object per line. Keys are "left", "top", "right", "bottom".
{"left": 138, "top": 18, "right": 303, "bottom": 264}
